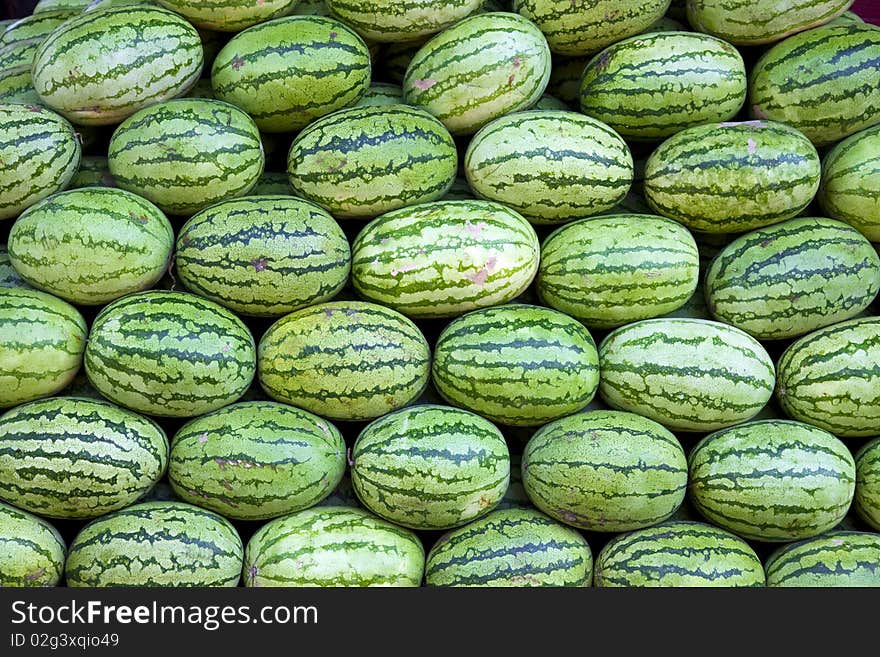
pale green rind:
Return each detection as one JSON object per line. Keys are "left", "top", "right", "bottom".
{"left": 351, "top": 404, "right": 510, "bottom": 530}
{"left": 258, "top": 301, "right": 430, "bottom": 421}
{"left": 248, "top": 171, "right": 294, "bottom": 195}
{"left": 855, "top": 439, "right": 880, "bottom": 530}
{"left": 351, "top": 200, "right": 540, "bottom": 318}
{"left": 66, "top": 502, "right": 243, "bottom": 587}
{"left": 594, "top": 521, "right": 765, "bottom": 587}
{"left": 0, "top": 245, "right": 31, "bottom": 289}
{"left": 598, "top": 318, "right": 776, "bottom": 432}
{"left": 34, "top": 0, "right": 91, "bottom": 11}
{"left": 403, "top": 12, "right": 551, "bottom": 135}
{"left": 547, "top": 55, "right": 588, "bottom": 105}
{"left": 498, "top": 453, "right": 531, "bottom": 509}
{"left": 537, "top": 213, "right": 699, "bottom": 328}
{"left": 432, "top": 304, "right": 600, "bottom": 426}
{"left": 0, "top": 501, "right": 66, "bottom": 587}
{"left": 176, "top": 195, "right": 350, "bottom": 317}
{"left": 0, "top": 11, "right": 78, "bottom": 49}
{"left": 0, "top": 288, "right": 85, "bottom": 407}
{"left": 705, "top": 217, "right": 880, "bottom": 340}
{"left": 689, "top": 420, "right": 856, "bottom": 542}
{"left": 156, "top": 0, "right": 298, "bottom": 31}
{"left": 244, "top": 506, "right": 424, "bottom": 587}
{"left": 765, "top": 532, "right": 880, "bottom": 587}
{"left": 644, "top": 120, "right": 821, "bottom": 233}
{"left": 0, "top": 65, "right": 41, "bottom": 105}
{"left": 354, "top": 83, "right": 404, "bottom": 107}
{"left": 776, "top": 317, "right": 880, "bottom": 438}
{"left": 465, "top": 110, "right": 633, "bottom": 223}
{"left": 425, "top": 508, "right": 592, "bottom": 587}
{"left": 327, "top": 0, "right": 483, "bottom": 42}
{"left": 169, "top": 401, "right": 346, "bottom": 521}
{"left": 522, "top": 410, "right": 687, "bottom": 532}
{"left": 68, "top": 156, "right": 116, "bottom": 189}
{"left": 32, "top": 6, "right": 203, "bottom": 126}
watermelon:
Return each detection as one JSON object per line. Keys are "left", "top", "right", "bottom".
{"left": 644, "top": 120, "right": 821, "bottom": 233}
{"left": 512, "top": 0, "right": 670, "bottom": 56}
{"left": 315, "top": 472, "right": 360, "bottom": 508}
{"left": 776, "top": 317, "right": 880, "bottom": 438}
{"left": 156, "top": 0, "right": 298, "bottom": 31}
{"left": 522, "top": 410, "right": 687, "bottom": 532}
{"left": 547, "top": 55, "right": 588, "bottom": 105}
{"left": 705, "top": 217, "right": 880, "bottom": 340}
{"left": 212, "top": 16, "right": 371, "bottom": 133}
{"left": 642, "top": 15, "right": 686, "bottom": 32}
{"left": 578, "top": 32, "right": 746, "bottom": 141}
{"left": 599, "top": 318, "right": 776, "bottom": 432}
{"left": 0, "top": 66, "right": 40, "bottom": 105}
{"left": 351, "top": 200, "right": 540, "bottom": 319}
{"left": 351, "top": 404, "right": 509, "bottom": 530}
{"left": 531, "top": 94, "right": 568, "bottom": 110}
{"left": 749, "top": 23, "right": 880, "bottom": 146}
{"left": 765, "top": 532, "right": 880, "bottom": 587}
{"left": 432, "top": 304, "right": 600, "bottom": 426}
{"left": 855, "top": 438, "right": 880, "bottom": 530}
{"left": 85, "top": 291, "right": 256, "bottom": 418}
{"left": 176, "top": 196, "right": 350, "bottom": 317}
{"left": 380, "top": 38, "right": 427, "bottom": 84}
{"left": 327, "top": 0, "right": 483, "bottom": 42}
{"left": 402, "top": 12, "right": 551, "bottom": 136}
{"left": 537, "top": 214, "right": 699, "bottom": 328}
{"left": 0, "top": 11, "right": 78, "bottom": 64}
{"left": 689, "top": 419, "right": 856, "bottom": 542}
{"left": 498, "top": 453, "right": 530, "bottom": 509}
{"left": 292, "top": 0, "right": 330, "bottom": 15}
{"left": 8, "top": 188, "right": 174, "bottom": 305}
{"left": 66, "top": 501, "right": 243, "bottom": 587}
{"left": 0, "top": 245, "right": 30, "bottom": 289}
{"left": 287, "top": 104, "right": 458, "bottom": 219}
{"left": 34, "top": 0, "right": 90, "bottom": 10}
{"left": 687, "top": 0, "right": 854, "bottom": 46}
{"left": 0, "top": 288, "right": 86, "bottom": 408}
{"left": 593, "top": 521, "right": 765, "bottom": 587}
{"left": 355, "top": 82, "right": 405, "bottom": 107}
{"left": 32, "top": 5, "right": 203, "bottom": 126}
{"left": 258, "top": 301, "right": 430, "bottom": 421}
{"left": 248, "top": 171, "right": 294, "bottom": 195}
{"left": 819, "top": 124, "right": 880, "bottom": 242}
{"left": 108, "top": 98, "right": 263, "bottom": 216}
{"left": 0, "top": 104, "right": 80, "bottom": 221}
{"left": 0, "top": 501, "right": 65, "bottom": 587}
{"left": 464, "top": 110, "right": 632, "bottom": 223}
{"left": 0, "top": 397, "right": 168, "bottom": 519}
{"left": 68, "top": 156, "right": 116, "bottom": 189}
{"left": 85, "top": 0, "right": 159, "bottom": 10}
{"left": 244, "top": 506, "right": 424, "bottom": 587}
{"left": 169, "top": 401, "right": 345, "bottom": 521}
{"left": 828, "top": 10, "right": 865, "bottom": 26}
{"left": 425, "top": 508, "right": 592, "bottom": 587}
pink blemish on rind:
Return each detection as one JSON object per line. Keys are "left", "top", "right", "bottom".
{"left": 466, "top": 268, "right": 489, "bottom": 285}
{"left": 328, "top": 159, "right": 348, "bottom": 172}
{"left": 412, "top": 79, "right": 437, "bottom": 91}
{"left": 747, "top": 139, "right": 757, "bottom": 154}
{"left": 464, "top": 220, "right": 488, "bottom": 236}
{"left": 485, "top": 256, "right": 498, "bottom": 272}
{"left": 751, "top": 105, "right": 767, "bottom": 119}
{"left": 198, "top": 432, "right": 209, "bottom": 444}
{"left": 231, "top": 57, "right": 245, "bottom": 70}
{"left": 251, "top": 258, "right": 268, "bottom": 272}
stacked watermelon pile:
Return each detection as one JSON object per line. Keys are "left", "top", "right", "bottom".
{"left": 1, "top": 0, "right": 879, "bottom": 588}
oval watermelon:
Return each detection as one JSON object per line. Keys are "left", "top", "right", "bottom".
{"left": 327, "top": 0, "right": 483, "bottom": 42}
{"left": 156, "top": 0, "right": 297, "bottom": 31}
{"left": 855, "top": 438, "right": 880, "bottom": 531}
{"left": 765, "top": 532, "right": 880, "bottom": 587}
{"left": 0, "top": 501, "right": 66, "bottom": 587}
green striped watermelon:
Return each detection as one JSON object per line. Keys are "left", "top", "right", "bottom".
{"left": 537, "top": 214, "right": 699, "bottom": 328}
{"left": 8, "top": 188, "right": 174, "bottom": 305}
{"left": 644, "top": 120, "right": 821, "bottom": 233}
{"left": 68, "top": 156, "right": 115, "bottom": 189}
{"left": 85, "top": 291, "right": 256, "bottom": 418}
{"left": 776, "top": 317, "right": 880, "bottom": 438}
{"left": 0, "top": 501, "right": 65, "bottom": 587}
{"left": 828, "top": 10, "right": 865, "bottom": 25}
{"left": 354, "top": 82, "right": 405, "bottom": 107}
{"left": 819, "top": 124, "right": 880, "bottom": 242}
{"left": 287, "top": 104, "right": 458, "bottom": 219}
{"left": 34, "top": 0, "right": 90, "bottom": 10}
{"left": 599, "top": 318, "right": 775, "bottom": 432}
{"left": 0, "top": 397, "right": 168, "bottom": 519}
{"left": 749, "top": 23, "right": 880, "bottom": 146}
{"left": 531, "top": 94, "right": 568, "bottom": 110}
{"left": 642, "top": 15, "right": 686, "bottom": 32}
{"left": 579, "top": 32, "right": 746, "bottom": 141}
{"left": 327, "top": 0, "right": 482, "bottom": 42}
{"left": 315, "top": 471, "right": 360, "bottom": 508}
{"left": 765, "top": 532, "right": 880, "bottom": 587}
{"left": 0, "top": 65, "right": 40, "bottom": 105}
{"left": 66, "top": 501, "right": 243, "bottom": 587}
{"left": 705, "top": 217, "right": 880, "bottom": 340}
{"left": 513, "top": 0, "right": 670, "bottom": 55}
{"left": 689, "top": 419, "right": 856, "bottom": 542}
{"left": 248, "top": 171, "right": 294, "bottom": 195}
{"left": 432, "top": 304, "right": 600, "bottom": 426}
{"left": 402, "top": 12, "right": 551, "bottom": 136}
{"left": 855, "top": 438, "right": 880, "bottom": 531}
{"left": 464, "top": 110, "right": 632, "bottom": 223}
{"left": 32, "top": 5, "right": 203, "bottom": 126}
{"left": 547, "top": 55, "right": 588, "bottom": 105}
{"left": 212, "top": 16, "right": 371, "bottom": 133}
{"left": 380, "top": 38, "right": 427, "bottom": 84}
{"left": 688, "top": 0, "right": 854, "bottom": 45}
{"left": 108, "top": 99, "right": 263, "bottom": 216}
{"left": 183, "top": 78, "right": 215, "bottom": 100}
{"left": 169, "top": 401, "right": 345, "bottom": 521}
{"left": 442, "top": 177, "right": 475, "bottom": 201}
{"left": 351, "top": 404, "right": 509, "bottom": 530}
{"left": 425, "top": 508, "right": 592, "bottom": 587}
{"left": 351, "top": 200, "right": 540, "bottom": 318}
{"left": 244, "top": 506, "right": 424, "bottom": 587}
{"left": 292, "top": 0, "right": 330, "bottom": 15}
{"left": 522, "top": 410, "right": 687, "bottom": 532}
{"left": 498, "top": 452, "right": 530, "bottom": 509}
{"left": 156, "top": 0, "right": 297, "bottom": 31}
{"left": 593, "top": 521, "right": 765, "bottom": 587}
{"left": 84, "top": 0, "right": 160, "bottom": 10}
{"left": 0, "top": 288, "right": 85, "bottom": 408}
{"left": 258, "top": 301, "right": 430, "bottom": 421}
{"left": 176, "top": 196, "right": 350, "bottom": 317}
{"left": 0, "top": 244, "right": 30, "bottom": 289}
{"left": 0, "top": 104, "right": 80, "bottom": 221}
{"left": 0, "top": 10, "right": 78, "bottom": 71}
